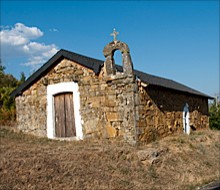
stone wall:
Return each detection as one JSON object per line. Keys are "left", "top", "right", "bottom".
{"left": 16, "top": 79, "right": 47, "bottom": 136}
{"left": 15, "top": 42, "right": 210, "bottom": 144}
{"left": 16, "top": 58, "right": 95, "bottom": 137}
{"left": 15, "top": 58, "right": 138, "bottom": 144}
{"left": 80, "top": 72, "right": 138, "bottom": 144}
{"left": 137, "top": 84, "right": 209, "bottom": 143}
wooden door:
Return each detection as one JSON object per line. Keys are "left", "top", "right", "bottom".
{"left": 54, "top": 92, "right": 76, "bottom": 137}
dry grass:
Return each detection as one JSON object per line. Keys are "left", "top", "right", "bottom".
{"left": 0, "top": 127, "right": 219, "bottom": 190}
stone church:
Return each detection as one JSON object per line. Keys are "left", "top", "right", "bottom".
{"left": 11, "top": 31, "right": 212, "bottom": 144}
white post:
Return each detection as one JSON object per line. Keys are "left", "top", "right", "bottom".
{"left": 183, "top": 103, "right": 190, "bottom": 135}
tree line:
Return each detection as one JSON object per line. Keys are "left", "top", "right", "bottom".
{"left": 0, "top": 62, "right": 26, "bottom": 125}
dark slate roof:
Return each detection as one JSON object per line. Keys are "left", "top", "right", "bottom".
{"left": 11, "top": 49, "right": 103, "bottom": 97}
{"left": 115, "top": 65, "right": 212, "bottom": 98}
{"left": 11, "top": 49, "right": 212, "bottom": 99}
{"left": 133, "top": 69, "right": 212, "bottom": 98}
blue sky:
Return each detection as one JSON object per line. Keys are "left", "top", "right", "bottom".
{"left": 0, "top": 1, "right": 219, "bottom": 96}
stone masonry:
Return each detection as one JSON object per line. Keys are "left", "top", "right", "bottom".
{"left": 16, "top": 40, "right": 139, "bottom": 144}
{"left": 15, "top": 40, "right": 210, "bottom": 144}
{"left": 137, "top": 84, "right": 209, "bottom": 143}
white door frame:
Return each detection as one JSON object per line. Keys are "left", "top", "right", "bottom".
{"left": 47, "top": 82, "right": 83, "bottom": 139}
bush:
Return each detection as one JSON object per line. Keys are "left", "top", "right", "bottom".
{"left": 209, "top": 100, "right": 220, "bottom": 130}
{"left": 0, "top": 62, "right": 25, "bottom": 125}
{"left": 0, "top": 87, "right": 16, "bottom": 125}
{"left": 0, "top": 109, "right": 16, "bottom": 126}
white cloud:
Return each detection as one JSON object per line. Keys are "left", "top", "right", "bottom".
{"left": 1, "top": 23, "right": 43, "bottom": 46}
{"left": 0, "top": 25, "right": 11, "bottom": 30}
{"left": 49, "top": 28, "right": 59, "bottom": 32}
{"left": 22, "top": 42, "right": 58, "bottom": 66}
{"left": 0, "top": 23, "right": 59, "bottom": 69}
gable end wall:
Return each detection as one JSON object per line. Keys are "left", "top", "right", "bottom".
{"left": 15, "top": 58, "right": 94, "bottom": 136}
{"left": 15, "top": 58, "right": 138, "bottom": 143}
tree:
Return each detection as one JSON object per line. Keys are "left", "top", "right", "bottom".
{"left": 18, "top": 72, "right": 26, "bottom": 85}
{"left": 0, "top": 74, "right": 18, "bottom": 88}
{"left": 20, "top": 72, "right": 26, "bottom": 83}
{"left": 209, "top": 98, "right": 220, "bottom": 130}
{"left": 0, "top": 60, "right": 5, "bottom": 76}
{"left": 0, "top": 64, "right": 26, "bottom": 125}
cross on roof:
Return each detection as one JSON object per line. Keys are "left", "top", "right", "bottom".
{"left": 110, "top": 28, "right": 119, "bottom": 41}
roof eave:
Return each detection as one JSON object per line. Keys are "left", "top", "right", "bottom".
{"left": 10, "top": 49, "right": 103, "bottom": 98}
{"left": 10, "top": 50, "right": 64, "bottom": 98}
{"left": 10, "top": 49, "right": 213, "bottom": 100}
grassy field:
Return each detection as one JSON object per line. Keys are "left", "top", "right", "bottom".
{"left": 0, "top": 127, "right": 219, "bottom": 190}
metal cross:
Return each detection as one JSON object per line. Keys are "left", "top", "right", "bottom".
{"left": 110, "top": 28, "right": 119, "bottom": 41}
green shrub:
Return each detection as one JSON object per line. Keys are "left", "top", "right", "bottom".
{"left": 209, "top": 100, "right": 220, "bottom": 130}
{"left": 0, "top": 63, "right": 25, "bottom": 125}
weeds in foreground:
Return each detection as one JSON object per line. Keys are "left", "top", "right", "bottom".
{"left": 148, "top": 165, "right": 158, "bottom": 179}
{"left": 0, "top": 128, "right": 219, "bottom": 190}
